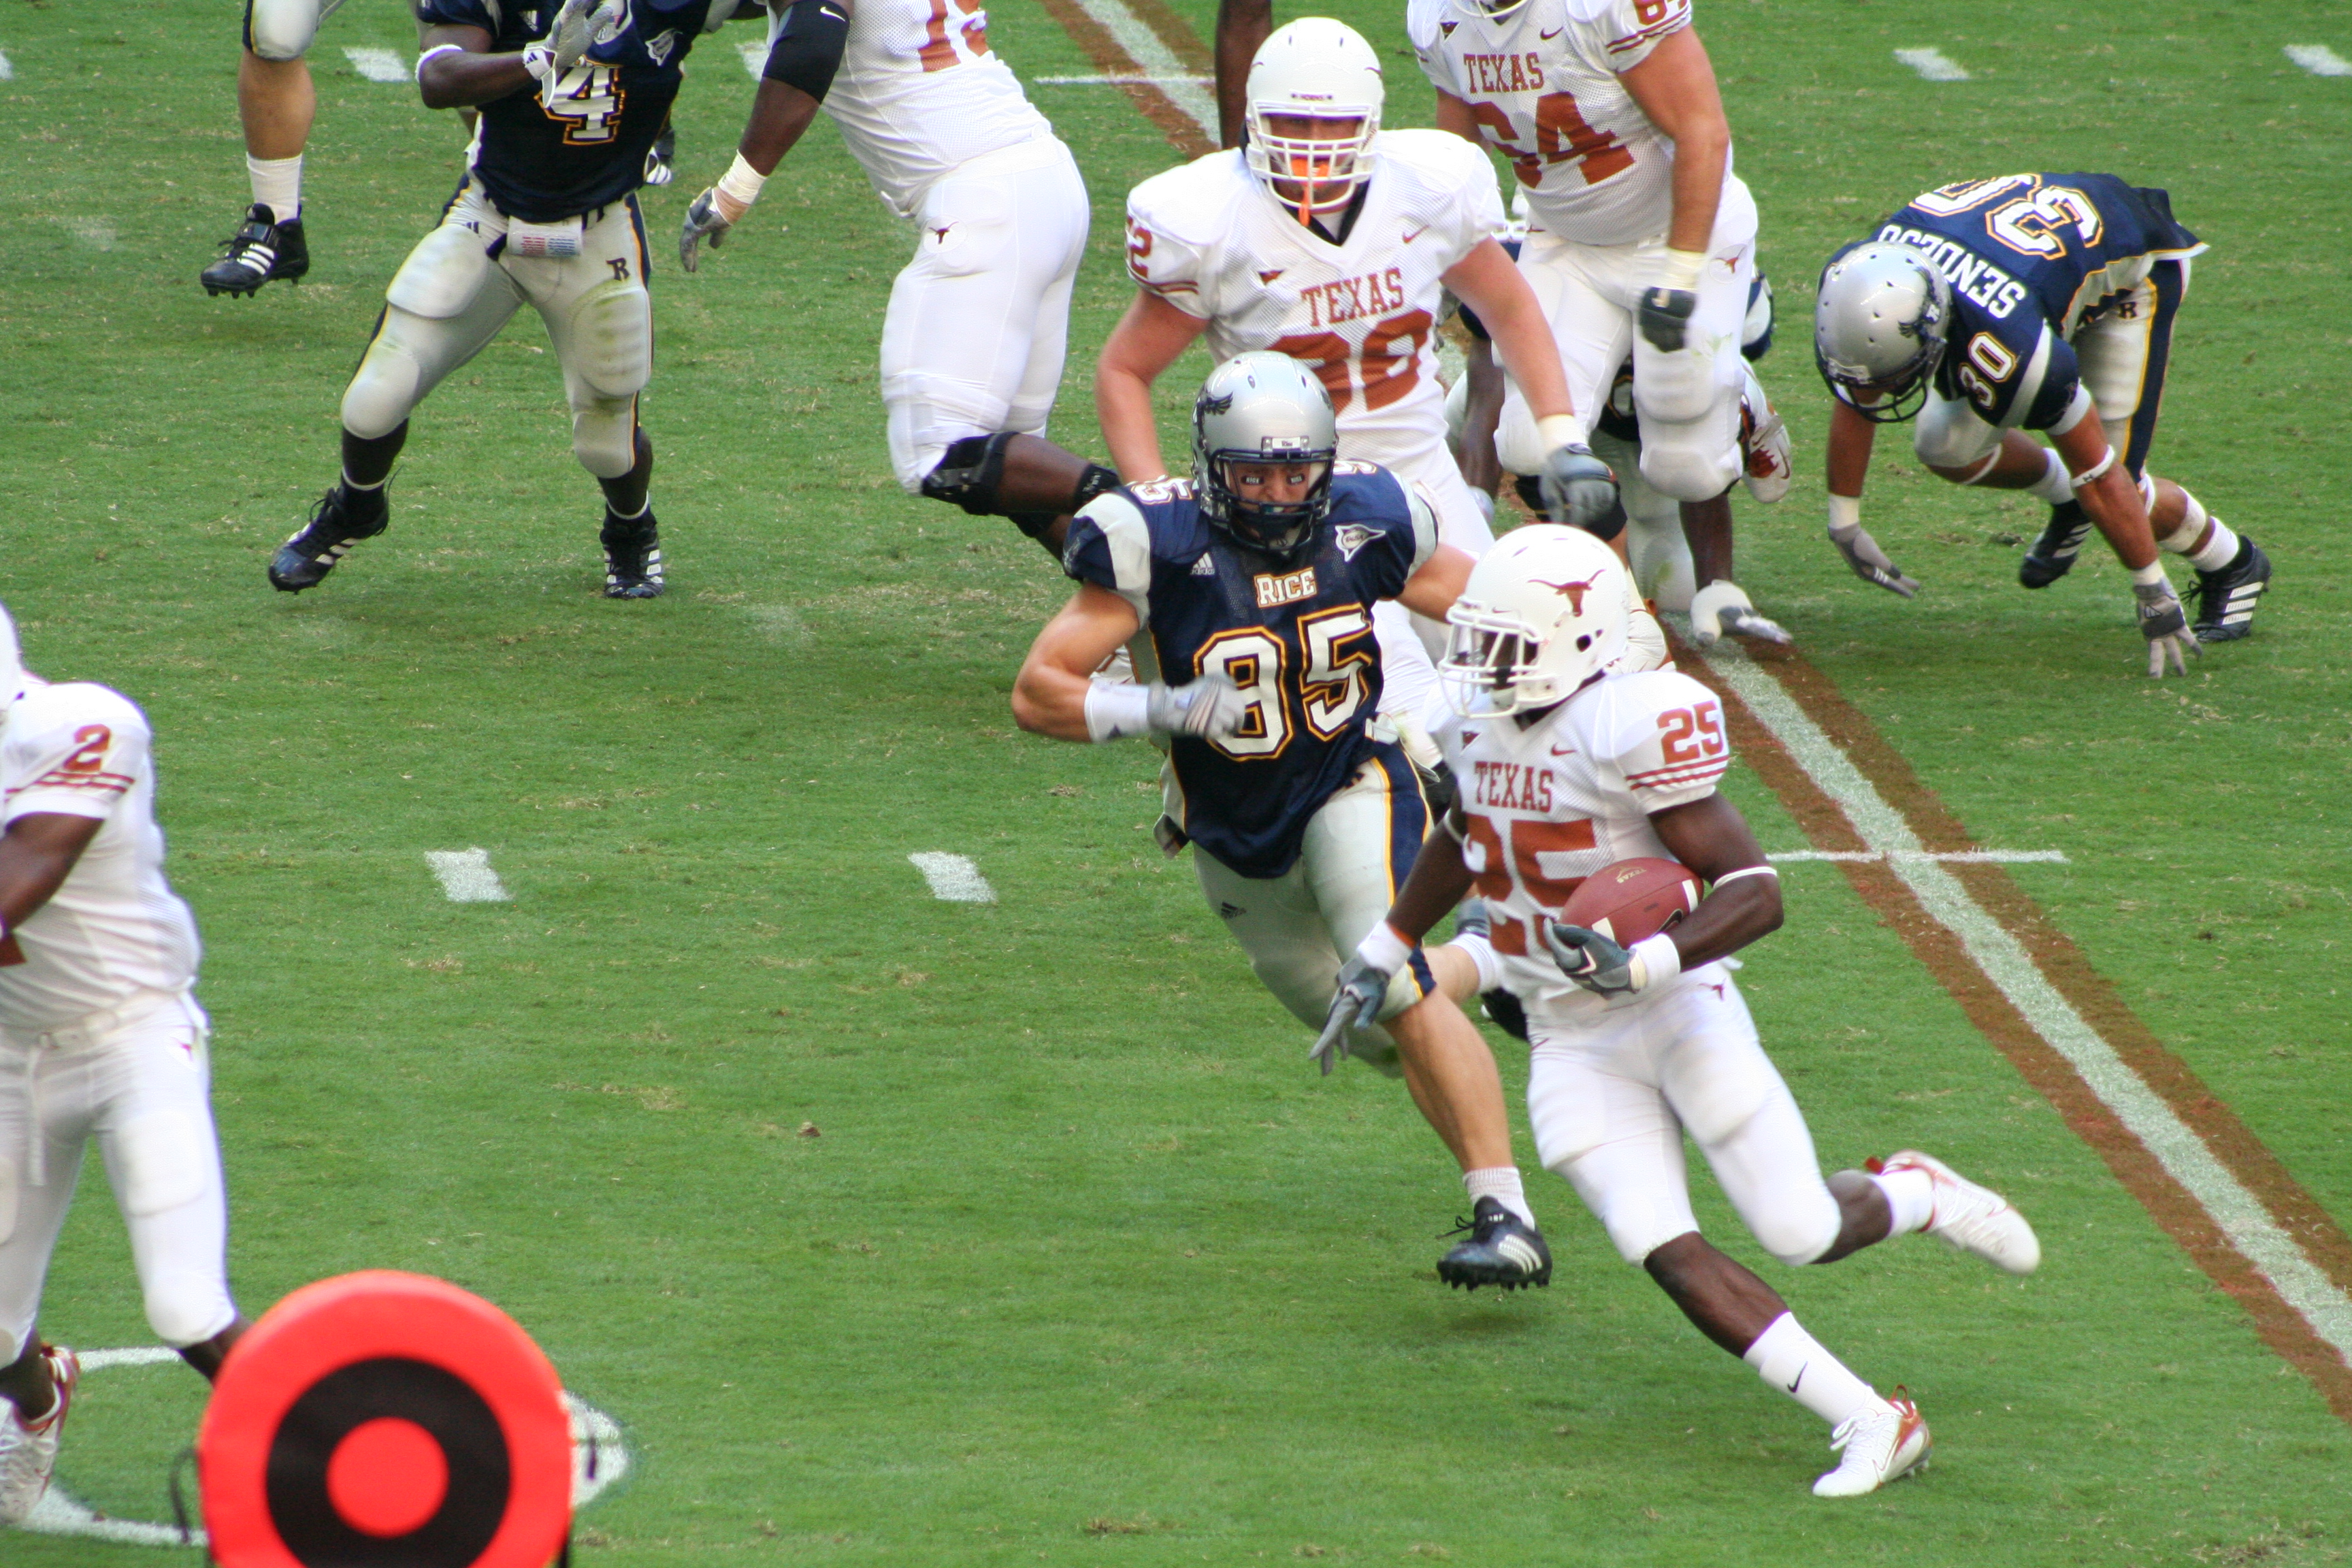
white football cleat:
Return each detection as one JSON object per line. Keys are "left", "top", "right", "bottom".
{"left": 1737, "top": 360, "right": 1793, "bottom": 505}
{"left": 0, "top": 1345, "right": 78, "bottom": 1526}
{"left": 1876, "top": 1149, "right": 2042, "bottom": 1275}
{"left": 1812, "top": 1389, "right": 1930, "bottom": 1498}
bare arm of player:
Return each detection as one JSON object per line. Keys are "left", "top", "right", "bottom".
{"left": 1646, "top": 794, "right": 1782, "bottom": 968}
{"left": 1443, "top": 241, "right": 1575, "bottom": 424}
{"left": 1432, "top": 87, "right": 1480, "bottom": 144}
{"left": 1011, "top": 585, "right": 1147, "bottom": 741}
{"left": 736, "top": 77, "right": 826, "bottom": 176}
{"left": 1616, "top": 27, "right": 1729, "bottom": 259}
{"left": 2050, "top": 402, "right": 2157, "bottom": 570}
{"left": 415, "top": 24, "right": 529, "bottom": 109}
{"left": 1825, "top": 398, "right": 1876, "bottom": 502}
{"left": 1454, "top": 336, "right": 1506, "bottom": 498}
{"left": 1384, "top": 806, "right": 1482, "bottom": 947}
{"left": 1394, "top": 542, "right": 1475, "bottom": 623}
{"left": 1096, "top": 291, "right": 1209, "bottom": 480}
{"left": 1213, "top": 0, "right": 1275, "bottom": 149}
{"left": 0, "top": 813, "right": 106, "bottom": 934}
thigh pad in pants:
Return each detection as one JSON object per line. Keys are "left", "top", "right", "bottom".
{"left": 244, "top": 0, "right": 321, "bottom": 60}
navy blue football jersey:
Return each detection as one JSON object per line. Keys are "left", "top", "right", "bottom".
{"left": 416, "top": 0, "right": 717, "bottom": 223}
{"left": 1872, "top": 173, "right": 2204, "bottom": 429}
{"left": 1062, "top": 463, "right": 1437, "bottom": 879}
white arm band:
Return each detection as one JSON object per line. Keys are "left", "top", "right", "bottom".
{"left": 1629, "top": 932, "right": 1682, "bottom": 990}
{"left": 1710, "top": 864, "right": 1780, "bottom": 889}
{"left": 2069, "top": 448, "right": 2117, "bottom": 489}
{"left": 1535, "top": 412, "right": 1588, "bottom": 451}
{"left": 416, "top": 43, "right": 465, "bottom": 80}
{"left": 1826, "top": 493, "right": 1861, "bottom": 536}
{"left": 1082, "top": 681, "right": 1152, "bottom": 743}
{"left": 1650, "top": 247, "right": 1708, "bottom": 293}
{"left": 713, "top": 152, "right": 769, "bottom": 223}
{"left": 1354, "top": 921, "right": 1415, "bottom": 974}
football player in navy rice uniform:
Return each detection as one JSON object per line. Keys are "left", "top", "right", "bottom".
{"left": 267, "top": 0, "right": 719, "bottom": 600}
{"left": 1014, "top": 354, "right": 1555, "bottom": 1290}
{"left": 1814, "top": 174, "right": 2271, "bottom": 672}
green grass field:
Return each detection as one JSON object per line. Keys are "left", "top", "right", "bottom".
{"left": 3, "top": 0, "right": 2349, "bottom": 1563}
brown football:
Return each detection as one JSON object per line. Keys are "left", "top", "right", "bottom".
{"left": 1557, "top": 857, "right": 1702, "bottom": 945}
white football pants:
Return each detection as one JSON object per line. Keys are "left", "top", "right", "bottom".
{"left": 882, "top": 137, "right": 1090, "bottom": 491}
{"left": 342, "top": 184, "right": 653, "bottom": 479}
{"left": 0, "top": 990, "right": 238, "bottom": 1360}
{"left": 1524, "top": 968, "right": 1842, "bottom": 1268}
{"left": 1496, "top": 178, "right": 1759, "bottom": 504}
{"left": 1191, "top": 749, "right": 1436, "bottom": 1074}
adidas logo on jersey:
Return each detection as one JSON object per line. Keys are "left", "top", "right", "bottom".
{"left": 1254, "top": 567, "right": 1318, "bottom": 608}
{"left": 1190, "top": 555, "right": 1218, "bottom": 576}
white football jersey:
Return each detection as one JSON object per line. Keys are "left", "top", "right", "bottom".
{"left": 0, "top": 681, "right": 201, "bottom": 1032}
{"left": 1407, "top": 0, "right": 1726, "bottom": 247}
{"left": 1125, "top": 132, "right": 1506, "bottom": 479}
{"left": 808, "top": 0, "right": 1056, "bottom": 218}
{"left": 1442, "top": 667, "right": 1729, "bottom": 1015}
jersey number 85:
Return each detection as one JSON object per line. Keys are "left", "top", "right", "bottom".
{"left": 1190, "top": 607, "right": 1375, "bottom": 761}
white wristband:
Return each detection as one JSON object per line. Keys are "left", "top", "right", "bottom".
{"left": 1827, "top": 493, "right": 1861, "bottom": 536}
{"left": 1710, "top": 864, "right": 1780, "bottom": 889}
{"left": 713, "top": 152, "right": 768, "bottom": 223}
{"left": 1535, "top": 412, "right": 1588, "bottom": 452}
{"left": 416, "top": 42, "right": 465, "bottom": 81}
{"left": 1652, "top": 246, "right": 1708, "bottom": 293}
{"left": 2069, "top": 448, "right": 2117, "bottom": 489}
{"left": 1082, "top": 681, "right": 1152, "bottom": 742}
{"left": 1355, "top": 921, "right": 1415, "bottom": 975}
{"left": 1629, "top": 931, "right": 1682, "bottom": 990}
{"left": 520, "top": 43, "right": 557, "bottom": 82}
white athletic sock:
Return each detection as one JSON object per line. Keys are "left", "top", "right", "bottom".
{"left": 1870, "top": 1165, "right": 1935, "bottom": 1235}
{"left": 2027, "top": 447, "right": 2073, "bottom": 505}
{"left": 1742, "top": 1311, "right": 1886, "bottom": 1429}
{"left": 1464, "top": 1166, "right": 1534, "bottom": 1227}
{"left": 1448, "top": 930, "right": 1503, "bottom": 993}
{"left": 248, "top": 153, "right": 303, "bottom": 221}
{"left": 2187, "top": 515, "right": 2240, "bottom": 572}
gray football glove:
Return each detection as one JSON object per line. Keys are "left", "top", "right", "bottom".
{"left": 1688, "top": 580, "right": 1793, "bottom": 648}
{"left": 2136, "top": 578, "right": 2201, "bottom": 678}
{"left": 1637, "top": 286, "right": 1697, "bottom": 353}
{"left": 1540, "top": 920, "right": 1640, "bottom": 997}
{"left": 546, "top": 0, "right": 627, "bottom": 73}
{"left": 679, "top": 189, "right": 732, "bottom": 274}
{"left": 1827, "top": 521, "right": 1920, "bottom": 599}
{"left": 1145, "top": 674, "right": 1249, "bottom": 740}
{"left": 1309, "top": 954, "right": 1391, "bottom": 1076}
{"left": 1539, "top": 442, "right": 1618, "bottom": 532}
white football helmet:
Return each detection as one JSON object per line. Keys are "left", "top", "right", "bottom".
{"left": 0, "top": 602, "right": 24, "bottom": 736}
{"left": 1243, "top": 19, "right": 1382, "bottom": 221}
{"left": 1443, "top": 527, "right": 1631, "bottom": 716}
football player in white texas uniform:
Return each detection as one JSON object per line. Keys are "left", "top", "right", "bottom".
{"left": 1414, "top": 0, "right": 1786, "bottom": 644}
{"left": 0, "top": 607, "right": 248, "bottom": 1525}
{"left": 1323, "top": 528, "right": 2046, "bottom": 1497}
{"left": 1099, "top": 19, "right": 1620, "bottom": 577}
{"left": 681, "top": 0, "right": 1093, "bottom": 518}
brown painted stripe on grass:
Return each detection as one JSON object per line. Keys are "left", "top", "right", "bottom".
{"left": 1033, "top": 0, "right": 1217, "bottom": 158}
{"left": 1120, "top": 0, "right": 1216, "bottom": 74}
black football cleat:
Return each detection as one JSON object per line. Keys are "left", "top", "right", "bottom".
{"left": 202, "top": 203, "right": 309, "bottom": 297}
{"left": 1437, "top": 1196, "right": 1552, "bottom": 1292}
{"left": 642, "top": 120, "right": 678, "bottom": 187}
{"left": 2018, "top": 500, "right": 2093, "bottom": 589}
{"left": 2186, "top": 533, "right": 2271, "bottom": 642}
{"left": 269, "top": 483, "right": 387, "bottom": 592}
{"left": 601, "top": 508, "right": 665, "bottom": 599}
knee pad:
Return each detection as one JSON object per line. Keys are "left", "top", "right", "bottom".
{"left": 920, "top": 432, "right": 1015, "bottom": 515}
{"left": 244, "top": 0, "right": 320, "bottom": 61}
{"left": 1750, "top": 1183, "right": 1842, "bottom": 1267}
{"left": 571, "top": 402, "right": 638, "bottom": 479}
{"left": 1637, "top": 442, "right": 1739, "bottom": 505}
{"left": 1631, "top": 344, "right": 1716, "bottom": 426}
{"left": 146, "top": 1273, "right": 236, "bottom": 1348}
{"left": 342, "top": 332, "right": 424, "bottom": 441}
{"left": 566, "top": 281, "right": 652, "bottom": 401}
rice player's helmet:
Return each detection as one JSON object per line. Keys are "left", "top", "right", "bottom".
{"left": 1244, "top": 19, "right": 1383, "bottom": 222}
{"left": 0, "top": 602, "right": 24, "bottom": 736}
{"left": 1442, "top": 526, "right": 1629, "bottom": 717}
{"left": 1814, "top": 240, "right": 1954, "bottom": 423}
{"left": 1193, "top": 352, "right": 1340, "bottom": 562}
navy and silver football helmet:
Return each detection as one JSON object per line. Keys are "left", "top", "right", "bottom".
{"left": 1814, "top": 241, "right": 1953, "bottom": 423}
{"left": 1192, "top": 353, "right": 1339, "bottom": 561}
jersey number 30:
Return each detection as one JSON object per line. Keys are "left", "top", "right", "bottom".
{"left": 1192, "top": 607, "right": 1375, "bottom": 761}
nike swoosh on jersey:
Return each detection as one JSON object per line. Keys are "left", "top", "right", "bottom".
{"left": 1550, "top": 742, "right": 1576, "bottom": 756}
{"left": 1258, "top": 267, "right": 1286, "bottom": 283}
{"left": 1541, "top": 25, "right": 1563, "bottom": 38}
{"left": 1402, "top": 227, "right": 1431, "bottom": 244}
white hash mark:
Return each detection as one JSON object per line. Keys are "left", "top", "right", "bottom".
{"left": 342, "top": 46, "right": 410, "bottom": 82}
{"left": 0, "top": 51, "right": 15, "bottom": 82}
{"left": 738, "top": 39, "right": 766, "bottom": 80}
{"left": 426, "top": 847, "right": 512, "bottom": 902}
{"left": 1894, "top": 47, "right": 1970, "bottom": 81}
{"left": 2285, "top": 44, "right": 2351, "bottom": 76}
{"left": 909, "top": 851, "right": 996, "bottom": 903}
{"left": 1767, "top": 849, "right": 2068, "bottom": 864}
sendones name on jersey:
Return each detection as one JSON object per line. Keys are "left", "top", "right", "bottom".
{"left": 1254, "top": 568, "right": 1319, "bottom": 608}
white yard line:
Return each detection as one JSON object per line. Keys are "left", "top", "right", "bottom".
{"left": 0, "top": 51, "right": 15, "bottom": 82}
{"left": 1893, "top": 46, "right": 1970, "bottom": 82}
{"left": 2285, "top": 44, "right": 2352, "bottom": 77}
{"left": 1066, "top": 0, "right": 1220, "bottom": 140}
{"left": 426, "top": 847, "right": 512, "bottom": 902}
{"left": 738, "top": 39, "right": 766, "bottom": 80}
{"left": 909, "top": 851, "right": 996, "bottom": 903}
{"left": 1767, "top": 849, "right": 2068, "bottom": 864}
{"left": 342, "top": 46, "right": 410, "bottom": 82}
{"left": 1034, "top": 71, "right": 1211, "bottom": 86}
{"left": 1699, "top": 642, "right": 2352, "bottom": 1366}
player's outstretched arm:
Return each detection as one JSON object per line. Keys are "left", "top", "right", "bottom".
{"left": 414, "top": 26, "right": 527, "bottom": 110}
{"left": 0, "top": 813, "right": 106, "bottom": 936}
{"left": 1013, "top": 587, "right": 1141, "bottom": 740}
{"left": 1213, "top": 0, "right": 1275, "bottom": 148}
{"left": 1096, "top": 293, "right": 1207, "bottom": 480}
{"left": 1823, "top": 399, "right": 1918, "bottom": 598}
{"left": 1394, "top": 543, "right": 1474, "bottom": 623}
{"left": 681, "top": 1, "right": 844, "bottom": 270}
{"left": 1646, "top": 794, "right": 1782, "bottom": 968}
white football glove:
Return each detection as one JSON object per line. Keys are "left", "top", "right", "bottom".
{"left": 679, "top": 190, "right": 732, "bottom": 273}
{"left": 1145, "top": 674, "right": 1250, "bottom": 740}
{"left": 1688, "top": 580, "right": 1792, "bottom": 648}
{"left": 546, "top": 0, "right": 627, "bottom": 74}
{"left": 2136, "top": 578, "right": 2201, "bottom": 678}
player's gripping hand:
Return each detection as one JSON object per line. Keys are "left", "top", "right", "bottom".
{"left": 1145, "top": 674, "right": 1248, "bottom": 740}
{"left": 1542, "top": 921, "right": 1642, "bottom": 997}
{"left": 2136, "top": 578, "right": 2201, "bottom": 678}
{"left": 679, "top": 190, "right": 732, "bottom": 273}
{"left": 1637, "top": 287, "right": 1697, "bottom": 354}
{"left": 1688, "top": 580, "right": 1793, "bottom": 648}
{"left": 548, "top": 0, "right": 626, "bottom": 71}
{"left": 1828, "top": 520, "right": 1920, "bottom": 599}
{"left": 1311, "top": 955, "right": 1391, "bottom": 1076}
{"left": 1539, "top": 443, "right": 1618, "bottom": 533}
